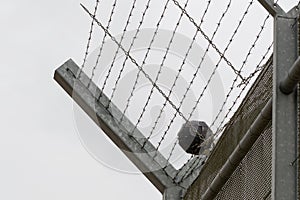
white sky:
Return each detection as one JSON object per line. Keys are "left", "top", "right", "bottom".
{"left": 0, "top": 0, "right": 160, "bottom": 199}
{"left": 0, "top": 0, "right": 298, "bottom": 200}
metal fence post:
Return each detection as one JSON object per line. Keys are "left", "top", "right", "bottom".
{"left": 272, "top": 8, "right": 299, "bottom": 200}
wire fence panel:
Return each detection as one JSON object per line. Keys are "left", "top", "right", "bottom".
{"left": 215, "top": 124, "right": 272, "bottom": 200}
{"left": 183, "top": 58, "right": 272, "bottom": 199}
{"left": 78, "top": 0, "right": 274, "bottom": 173}
{"left": 53, "top": 0, "right": 300, "bottom": 198}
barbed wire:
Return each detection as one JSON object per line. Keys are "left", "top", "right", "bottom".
{"left": 78, "top": 0, "right": 100, "bottom": 78}
{"left": 186, "top": 0, "right": 255, "bottom": 123}
{"left": 178, "top": 42, "right": 273, "bottom": 183}
{"left": 79, "top": 0, "right": 274, "bottom": 185}
{"left": 173, "top": 1, "right": 271, "bottom": 182}
{"left": 131, "top": 0, "right": 191, "bottom": 136}
{"left": 81, "top": 3, "right": 207, "bottom": 171}
{"left": 171, "top": 0, "right": 245, "bottom": 81}
{"left": 151, "top": 0, "right": 233, "bottom": 158}
{"left": 159, "top": 0, "right": 235, "bottom": 177}
{"left": 214, "top": 42, "right": 273, "bottom": 137}
{"left": 89, "top": 0, "right": 117, "bottom": 87}
{"left": 210, "top": 14, "right": 271, "bottom": 129}
{"left": 108, "top": 0, "right": 152, "bottom": 108}
{"left": 176, "top": 42, "right": 273, "bottom": 183}
{"left": 118, "top": 0, "right": 171, "bottom": 124}
{"left": 81, "top": 3, "right": 191, "bottom": 126}
{"left": 100, "top": 0, "right": 138, "bottom": 102}
{"left": 142, "top": 0, "right": 214, "bottom": 148}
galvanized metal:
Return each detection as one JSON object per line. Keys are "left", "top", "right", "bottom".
{"left": 257, "top": 0, "right": 285, "bottom": 16}
{"left": 163, "top": 186, "right": 186, "bottom": 200}
{"left": 201, "top": 98, "right": 272, "bottom": 200}
{"left": 272, "top": 11, "right": 299, "bottom": 200}
{"left": 280, "top": 56, "right": 300, "bottom": 94}
{"left": 54, "top": 59, "right": 178, "bottom": 194}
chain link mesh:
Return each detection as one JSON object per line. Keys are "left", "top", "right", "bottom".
{"left": 184, "top": 58, "right": 273, "bottom": 200}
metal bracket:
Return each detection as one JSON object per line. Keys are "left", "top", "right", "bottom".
{"left": 272, "top": 10, "right": 299, "bottom": 200}
{"left": 54, "top": 59, "right": 206, "bottom": 199}
{"left": 257, "top": 0, "right": 285, "bottom": 17}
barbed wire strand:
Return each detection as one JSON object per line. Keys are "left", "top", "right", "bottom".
{"left": 80, "top": 2, "right": 203, "bottom": 179}
{"left": 151, "top": 0, "right": 233, "bottom": 158}
{"left": 131, "top": 0, "right": 190, "bottom": 136}
{"left": 163, "top": 0, "right": 234, "bottom": 173}
{"left": 210, "top": 14, "right": 270, "bottom": 129}
{"left": 80, "top": 3, "right": 191, "bottom": 126}
{"left": 214, "top": 42, "right": 273, "bottom": 137}
{"left": 160, "top": 0, "right": 254, "bottom": 165}
{"left": 177, "top": 19, "right": 272, "bottom": 184}
{"left": 80, "top": 3, "right": 203, "bottom": 161}
{"left": 186, "top": 0, "right": 255, "bottom": 123}
{"left": 171, "top": 0, "right": 244, "bottom": 80}
{"left": 142, "top": 0, "right": 214, "bottom": 148}
{"left": 108, "top": 0, "right": 153, "bottom": 107}
{"left": 78, "top": 0, "right": 100, "bottom": 78}
{"left": 100, "top": 0, "right": 138, "bottom": 102}
{"left": 88, "top": 0, "right": 117, "bottom": 87}
{"left": 174, "top": 0, "right": 259, "bottom": 182}
{"left": 179, "top": 42, "right": 273, "bottom": 183}
{"left": 118, "top": 0, "right": 172, "bottom": 123}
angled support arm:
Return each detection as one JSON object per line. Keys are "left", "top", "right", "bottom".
{"left": 54, "top": 59, "right": 178, "bottom": 193}
{"left": 257, "top": 0, "right": 285, "bottom": 16}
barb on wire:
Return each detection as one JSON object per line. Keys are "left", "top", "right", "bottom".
{"left": 100, "top": 0, "right": 138, "bottom": 104}
{"left": 89, "top": 0, "right": 117, "bottom": 87}
{"left": 186, "top": 0, "right": 255, "bottom": 122}
{"left": 79, "top": 0, "right": 100, "bottom": 78}
{"left": 173, "top": 1, "right": 271, "bottom": 182}
{"left": 151, "top": 0, "right": 233, "bottom": 161}
{"left": 80, "top": 3, "right": 190, "bottom": 125}
{"left": 215, "top": 43, "right": 273, "bottom": 136}
{"left": 142, "top": 0, "right": 215, "bottom": 149}
{"left": 132, "top": 0, "right": 190, "bottom": 137}
{"left": 171, "top": 0, "right": 244, "bottom": 81}
{"left": 210, "top": 14, "right": 271, "bottom": 129}
{"left": 182, "top": 42, "right": 273, "bottom": 183}
{"left": 176, "top": 26, "right": 273, "bottom": 185}
{"left": 108, "top": 0, "right": 152, "bottom": 108}
{"left": 119, "top": 0, "right": 171, "bottom": 124}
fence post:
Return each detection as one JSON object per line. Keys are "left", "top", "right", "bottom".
{"left": 272, "top": 8, "right": 299, "bottom": 199}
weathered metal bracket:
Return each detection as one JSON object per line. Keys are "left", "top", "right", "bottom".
{"left": 54, "top": 59, "right": 205, "bottom": 199}
{"left": 272, "top": 8, "right": 299, "bottom": 200}
{"left": 257, "top": 0, "right": 285, "bottom": 17}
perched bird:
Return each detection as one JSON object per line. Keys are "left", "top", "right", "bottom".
{"left": 178, "top": 121, "right": 213, "bottom": 155}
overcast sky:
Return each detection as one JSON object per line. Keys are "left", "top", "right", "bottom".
{"left": 0, "top": 0, "right": 161, "bottom": 199}
{"left": 0, "top": 1, "right": 297, "bottom": 200}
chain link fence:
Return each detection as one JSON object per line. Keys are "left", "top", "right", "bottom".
{"left": 184, "top": 57, "right": 272, "bottom": 199}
